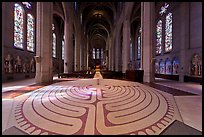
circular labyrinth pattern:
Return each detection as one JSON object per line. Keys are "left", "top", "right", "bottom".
{"left": 14, "top": 79, "right": 179, "bottom": 135}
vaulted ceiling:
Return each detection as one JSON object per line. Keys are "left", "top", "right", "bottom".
{"left": 79, "top": 2, "right": 118, "bottom": 49}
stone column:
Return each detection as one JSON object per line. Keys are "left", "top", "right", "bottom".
{"left": 108, "top": 38, "right": 111, "bottom": 70}
{"left": 2, "top": 3, "right": 6, "bottom": 75}
{"left": 64, "top": 18, "right": 73, "bottom": 73}
{"left": 122, "top": 20, "right": 130, "bottom": 73}
{"left": 80, "top": 40, "right": 83, "bottom": 71}
{"left": 132, "top": 35, "right": 136, "bottom": 70}
{"left": 141, "top": 2, "right": 155, "bottom": 83}
{"left": 86, "top": 38, "right": 89, "bottom": 70}
{"left": 179, "top": 3, "right": 190, "bottom": 82}
{"left": 75, "top": 32, "right": 81, "bottom": 71}
{"left": 135, "top": 29, "right": 139, "bottom": 69}
{"left": 111, "top": 38, "right": 115, "bottom": 71}
{"left": 58, "top": 33, "right": 63, "bottom": 73}
{"left": 115, "top": 32, "right": 120, "bottom": 72}
{"left": 83, "top": 38, "right": 88, "bottom": 70}
{"left": 35, "top": 2, "right": 53, "bottom": 84}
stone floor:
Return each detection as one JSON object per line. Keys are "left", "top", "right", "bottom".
{"left": 2, "top": 74, "right": 202, "bottom": 135}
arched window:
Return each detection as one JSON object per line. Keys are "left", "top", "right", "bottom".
{"left": 96, "top": 49, "right": 100, "bottom": 59}
{"left": 191, "top": 54, "right": 202, "bottom": 76}
{"left": 155, "top": 60, "right": 159, "bottom": 73}
{"left": 62, "top": 35, "right": 65, "bottom": 60}
{"left": 172, "top": 57, "right": 179, "bottom": 75}
{"left": 137, "top": 27, "right": 141, "bottom": 59}
{"left": 156, "top": 3, "right": 173, "bottom": 54}
{"left": 165, "top": 12, "right": 173, "bottom": 52}
{"left": 93, "top": 48, "right": 95, "bottom": 59}
{"left": 156, "top": 20, "right": 162, "bottom": 54}
{"left": 74, "top": 2, "right": 77, "bottom": 13}
{"left": 14, "top": 3, "right": 24, "bottom": 49}
{"left": 159, "top": 60, "right": 165, "bottom": 74}
{"left": 101, "top": 48, "right": 103, "bottom": 59}
{"left": 52, "top": 33, "right": 57, "bottom": 58}
{"left": 165, "top": 58, "right": 172, "bottom": 74}
{"left": 27, "top": 14, "right": 34, "bottom": 52}
{"left": 130, "top": 41, "right": 133, "bottom": 62}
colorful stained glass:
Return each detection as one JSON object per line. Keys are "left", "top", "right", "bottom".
{"left": 93, "top": 48, "right": 95, "bottom": 59}
{"left": 137, "top": 27, "right": 141, "bottom": 59}
{"left": 14, "top": 3, "right": 24, "bottom": 49}
{"left": 165, "top": 58, "right": 172, "bottom": 74}
{"left": 159, "top": 60, "right": 165, "bottom": 74}
{"left": 22, "top": 2, "right": 32, "bottom": 9}
{"left": 27, "top": 14, "right": 34, "bottom": 52}
{"left": 137, "top": 36, "right": 141, "bottom": 59}
{"left": 172, "top": 57, "right": 179, "bottom": 75}
{"left": 159, "top": 3, "right": 169, "bottom": 16}
{"left": 165, "top": 12, "right": 172, "bottom": 52}
{"left": 156, "top": 20, "right": 162, "bottom": 54}
{"left": 101, "top": 49, "right": 103, "bottom": 59}
{"left": 74, "top": 2, "right": 77, "bottom": 11}
{"left": 96, "top": 49, "right": 100, "bottom": 59}
{"left": 52, "top": 23, "right": 55, "bottom": 31}
{"left": 155, "top": 60, "right": 159, "bottom": 73}
{"left": 130, "top": 42, "right": 132, "bottom": 61}
{"left": 62, "top": 35, "right": 65, "bottom": 60}
{"left": 52, "top": 33, "right": 56, "bottom": 58}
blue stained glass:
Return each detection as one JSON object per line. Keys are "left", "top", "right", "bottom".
{"left": 172, "top": 58, "right": 179, "bottom": 75}
{"left": 155, "top": 60, "right": 159, "bottom": 73}
{"left": 165, "top": 58, "right": 172, "bottom": 74}
{"left": 159, "top": 60, "right": 165, "bottom": 74}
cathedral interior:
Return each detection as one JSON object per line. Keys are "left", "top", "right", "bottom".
{"left": 2, "top": 2, "right": 202, "bottom": 135}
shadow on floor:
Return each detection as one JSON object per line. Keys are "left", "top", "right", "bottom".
{"left": 144, "top": 82, "right": 197, "bottom": 96}
{"left": 160, "top": 120, "right": 202, "bottom": 135}
{"left": 2, "top": 126, "right": 28, "bottom": 135}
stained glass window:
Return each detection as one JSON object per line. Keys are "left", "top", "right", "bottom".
{"left": 165, "top": 12, "right": 172, "bottom": 52}
{"left": 52, "top": 33, "right": 56, "bottom": 58}
{"left": 130, "top": 42, "right": 132, "bottom": 61}
{"left": 172, "top": 57, "right": 179, "bottom": 75}
{"left": 96, "top": 49, "right": 100, "bottom": 59}
{"left": 155, "top": 60, "right": 159, "bottom": 73}
{"left": 74, "top": 2, "right": 77, "bottom": 12}
{"left": 137, "top": 27, "right": 141, "bottom": 59}
{"left": 101, "top": 49, "right": 103, "bottom": 59}
{"left": 62, "top": 35, "right": 65, "bottom": 60}
{"left": 137, "top": 36, "right": 141, "bottom": 59}
{"left": 159, "top": 3, "right": 169, "bottom": 16}
{"left": 27, "top": 14, "right": 34, "bottom": 52}
{"left": 159, "top": 60, "right": 165, "bottom": 74}
{"left": 14, "top": 3, "right": 24, "bottom": 49}
{"left": 52, "top": 23, "right": 55, "bottom": 31}
{"left": 93, "top": 48, "right": 95, "bottom": 59}
{"left": 22, "top": 2, "right": 32, "bottom": 9}
{"left": 165, "top": 58, "right": 172, "bottom": 74}
{"left": 156, "top": 20, "right": 162, "bottom": 54}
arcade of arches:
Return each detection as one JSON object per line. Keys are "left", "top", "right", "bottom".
{"left": 2, "top": 2, "right": 202, "bottom": 135}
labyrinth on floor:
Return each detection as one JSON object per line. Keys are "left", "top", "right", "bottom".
{"left": 10, "top": 79, "right": 182, "bottom": 135}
